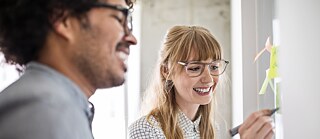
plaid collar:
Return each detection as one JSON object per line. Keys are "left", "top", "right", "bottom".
{"left": 178, "top": 110, "right": 201, "bottom": 134}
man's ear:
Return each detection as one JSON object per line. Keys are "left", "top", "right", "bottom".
{"left": 52, "top": 14, "right": 75, "bottom": 42}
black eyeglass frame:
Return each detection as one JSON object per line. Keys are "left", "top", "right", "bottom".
{"left": 178, "top": 59, "right": 230, "bottom": 77}
{"left": 88, "top": 2, "right": 133, "bottom": 35}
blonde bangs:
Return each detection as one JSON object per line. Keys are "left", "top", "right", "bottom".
{"left": 192, "top": 30, "right": 221, "bottom": 61}
{"left": 166, "top": 26, "right": 222, "bottom": 66}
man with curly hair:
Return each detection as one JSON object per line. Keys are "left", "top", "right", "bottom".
{"left": 0, "top": 0, "right": 137, "bottom": 138}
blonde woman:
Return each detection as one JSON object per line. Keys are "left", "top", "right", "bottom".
{"left": 129, "top": 25, "right": 274, "bottom": 139}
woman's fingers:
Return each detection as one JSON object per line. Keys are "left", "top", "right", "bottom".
{"left": 239, "top": 109, "right": 275, "bottom": 139}
{"left": 264, "top": 129, "right": 275, "bottom": 139}
{"left": 239, "top": 109, "right": 271, "bottom": 132}
{"left": 251, "top": 116, "right": 273, "bottom": 134}
{"left": 255, "top": 118, "right": 274, "bottom": 138}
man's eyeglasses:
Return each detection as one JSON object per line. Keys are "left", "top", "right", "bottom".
{"left": 89, "top": 2, "right": 133, "bottom": 35}
{"left": 178, "top": 60, "right": 229, "bottom": 77}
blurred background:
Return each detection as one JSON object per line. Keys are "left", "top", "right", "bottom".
{"left": 1, "top": 0, "right": 319, "bottom": 139}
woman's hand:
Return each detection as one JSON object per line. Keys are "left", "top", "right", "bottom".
{"left": 238, "top": 109, "right": 275, "bottom": 139}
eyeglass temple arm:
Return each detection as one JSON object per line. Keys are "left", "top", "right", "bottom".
{"left": 177, "top": 61, "right": 187, "bottom": 66}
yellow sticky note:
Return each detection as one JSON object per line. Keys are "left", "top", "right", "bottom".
{"left": 268, "top": 46, "right": 279, "bottom": 79}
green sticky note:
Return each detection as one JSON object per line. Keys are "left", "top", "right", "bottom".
{"left": 268, "top": 46, "right": 279, "bottom": 79}
{"left": 259, "top": 69, "right": 270, "bottom": 95}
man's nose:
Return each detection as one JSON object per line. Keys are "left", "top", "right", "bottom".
{"left": 123, "top": 33, "right": 137, "bottom": 45}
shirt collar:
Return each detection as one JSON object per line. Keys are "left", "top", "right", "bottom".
{"left": 178, "top": 110, "right": 201, "bottom": 134}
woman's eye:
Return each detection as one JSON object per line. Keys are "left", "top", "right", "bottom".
{"left": 210, "top": 65, "right": 219, "bottom": 70}
{"left": 187, "top": 66, "right": 201, "bottom": 72}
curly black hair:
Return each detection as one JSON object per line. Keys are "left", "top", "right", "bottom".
{"left": 0, "top": 0, "right": 135, "bottom": 68}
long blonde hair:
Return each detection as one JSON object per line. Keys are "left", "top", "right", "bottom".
{"left": 143, "top": 25, "right": 222, "bottom": 139}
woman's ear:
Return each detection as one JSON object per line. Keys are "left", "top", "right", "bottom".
{"left": 161, "top": 65, "right": 171, "bottom": 80}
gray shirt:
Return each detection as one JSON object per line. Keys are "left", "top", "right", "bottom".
{"left": 0, "top": 62, "right": 94, "bottom": 139}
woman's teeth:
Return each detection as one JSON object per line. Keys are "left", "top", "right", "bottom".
{"left": 193, "top": 87, "right": 211, "bottom": 93}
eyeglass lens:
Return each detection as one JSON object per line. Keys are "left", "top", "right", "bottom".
{"left": 125, "top": 12, "right": 133, "bottom": 34}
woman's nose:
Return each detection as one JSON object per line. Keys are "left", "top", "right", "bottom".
{"left": 200, "top": 66, "right": 213, "bottom": 83}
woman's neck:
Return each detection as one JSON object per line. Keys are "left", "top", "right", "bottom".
{"left": 177, "top": 102, "right": 200, "bottom": 121}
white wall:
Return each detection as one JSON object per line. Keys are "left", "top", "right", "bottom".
{"left": 140, "top": 0, "right": 231, "bottom": 90}
{"left": 279, "top": 0, "right": 320, "bottom": 138}
{"left": 231, "top": 0, "right": 261, "bottom": 132}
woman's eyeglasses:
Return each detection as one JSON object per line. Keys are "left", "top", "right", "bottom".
{"left": 178, "top": 60, "right": 229, "bottom": 77}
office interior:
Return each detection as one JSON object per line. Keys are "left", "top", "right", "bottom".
{"left": 0, "top": 0, "right": 319, "bottom": 138}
